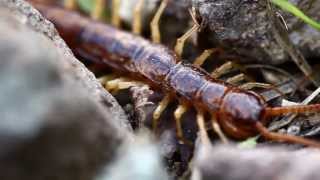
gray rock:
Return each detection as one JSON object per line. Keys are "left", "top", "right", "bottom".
{"left": 0, "top": 0, "right": 131, "bottom": 131}
{"left": 96, "top": 133, "right": 170, "bottom": 180}
{"left": 193, "top": 0, "right": 288, "bottom": 64}
{"left": 192, "top": 0, "right": 320, "bottom": 65}
{"left": 192, "top": 144, "right": 320, "bottom": 180}
{"left": 285, "top": 0, "right": 320, "bottom": 60}
{"left": 0, "top": 2, "right": 132, "bottom": 180}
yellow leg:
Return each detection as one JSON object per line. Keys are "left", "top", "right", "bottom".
{"left": 226, "top": 73, "right": 246, "bottom": 84}
{"left": 105, "top": 77, "right": 144, "bottom": 90}
{"left": 211, "top": 115, "right": 229, "bottom": 144}
{"left": 240, "top": 82, "right": 272, "bottom": 90}
{"left": 91, "top": 0, "right": 106, "bottom": 20}
{"left": 152, "top": 94, "right": 171, "bottom": 129}
{"left": 133, "top": 0, "right": 145, "bottom": 35}
{"left": 98, "top": 74, "right": 118, "bottom": 84}
{"left": 211, "top": 61, "right": 233, "bottom": 78}
{"left": 112, "top": 0, "right": 121, "bottom": 28}
{"left": 117, "top": 81, "right": 144, "bottom": 89}
{"left": 196, "top": 108, "right": 210, "bottom": 145}
{"left": 174, "top": 7, "right": 200, "bottom": 57}
{"left": 150, "top": 0, "right": 168, "bottom": 43}
{"left": 64, "top": 0, "right": 77, "bottom": 10}
{"left": 174, "top": 24, "right": 199, "bottom": 58}
{"left": 174, "top": 104, "right": 188, "bottom": 143}
{"left": 104, "top": 78, "right": 123, "bottom": 91}
{"left": 240, "top": 82, "right": 285, "bottom": 97}
{"left": 193, "top": 49, "right": 215, "bottom": 66}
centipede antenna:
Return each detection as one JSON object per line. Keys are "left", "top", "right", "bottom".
{"left": 211, "top": 61, "right": 233, "bottom": 79}
{"left": 196, "top": 108, "right": 211, "bottom": 145}
{"left": 226, "top": 73, "right": 246, "bottom": 85}
{"left": 150, "top": 0, "right": 168, "bottom": 43}
{"left": 256, "top": 122, "right": 320, "bottom": 148}
{"left": 264, "top": 104, "right": 320, "bottom": 117}
{"left": 174, "top": 104, "right": 189, "bottom": 143}
{"left": 152, "top": 94, "right": 171, "bottom": 129}
{"left": 211, "top": 115, "right": 229, "bottom": 144}
{"left": 133, "top": 0, "right": 145, "bottom": 35}
{"left": 64, "top": 0, "right": 77, "bottom": 10}
{"left": 111, "top": 0, "right": 121, "bottom": 28}
{"left": 91, "top": 0, "right": 106, "bottom": 20}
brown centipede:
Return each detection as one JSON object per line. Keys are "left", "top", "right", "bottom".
{"left": 30, "top": 0, "right": 320, "bottom": 148}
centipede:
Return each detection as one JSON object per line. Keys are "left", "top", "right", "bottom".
{"left": 30, "top": 0, "right": 320, "bottom": 148}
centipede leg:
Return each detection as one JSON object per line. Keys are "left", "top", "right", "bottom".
{"left": 133, "top": 0, "right": 145, "bottom": 35}
{"left": 104, "top": 77, "right": 125, "bottom": 92}
{"left": 174, "top": 7, "right": 200, "bottom": 57}
{"left": 105, "top": 77, "right": 144, "bottom": 90}
{"left": 193, "top": 48, "right": 219, "bottom": 66}
{"left": 99, "top": 74, "right": 118, "bottom": 84}
{"left": 174, "top": 104, "right": 189, "bottom": 144}
{"left": 240, "top": 82, "right": 272, "bottom": 90}
{"left": 152, "top": 94, "right": 171, "bottom": 129}
{"left": 91, "top": 0, "right": 106, "bottom": 20}
{"left": 211, "top": 61, "right": 234, "bottom": 78}
{"left": 196, "top": 108, "right": 210, "bottom": 145}
{"left": 112, "top": 0, "right": 121, "bottom": 28}
{"left": 256, "top": 122, "right": 320, "bottom": 148}
{"left": 240, "top": 82, "right": 285, "bottom": 97}
{"left": 226, "top": 73, "right": 246, "bottom": 85}
{"left": 211, "top": 115, "right": 229, "bottom": 144}
{"left": 64, "top": 0, "right": 77, "bottom": 10}
{"left": 150, "top": 0, "right": 168, "bottom": 43}
{"left": 174, "top": 24, "right": 199, "bottom": 57}
{"left": 117, "top": 81, "right": 145, "bottom": 89}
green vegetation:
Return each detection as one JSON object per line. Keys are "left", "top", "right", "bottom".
{"left": 271, "top": 0, "right": 320, "bottom": 30}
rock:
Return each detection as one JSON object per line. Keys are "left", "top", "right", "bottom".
{"left": 0, "top": 0, "right": 131, "bottom": 131}
{"left": 192, "top": 144, "right": 320, "bottom": 180}
{"left": 192, "top": 0, "right": 320, "bottom": 65}
{"left": 193, "top": 0, "right": 288, "bottom": 64}
{"left": 0, "top": 1, "right": 133, "bottom": 180}
{"left": 285, "top": 0, "right": 320, "bottom": 60}
{"left": 96, "top": 132, "right": 170, "bottom": 180}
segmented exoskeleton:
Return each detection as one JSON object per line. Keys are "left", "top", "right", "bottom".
{"left": 31, "top": 0, "right": 320, "bottom": 147}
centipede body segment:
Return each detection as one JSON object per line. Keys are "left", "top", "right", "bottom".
{"left": 31, "top": 0, "right": 320, "bottom": 148}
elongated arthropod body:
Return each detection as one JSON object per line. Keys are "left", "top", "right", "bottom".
{"left": 33, "top": 3, "right": 320, "bottom": 147}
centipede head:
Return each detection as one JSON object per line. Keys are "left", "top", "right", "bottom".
{"left": 216, "top": 90, "right": 267, "bottom": 138}
{"left": 218, "top": 90, "right": 266, "bottom": 124}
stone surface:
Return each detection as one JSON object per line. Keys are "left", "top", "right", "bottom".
{"left": 192, "top": 0, "right": 320, "bottom": 65}
{"left": 96, "top": 133, "right": 169, "bottom": 180}
{"left": 0, "top": 0, "right": 131, "bottom": 131}
{"left": 0, "top": 1, "right": 133, "bottom": 179}
{"left": 193, "top": 144, "right": 320, "bottom": 180}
